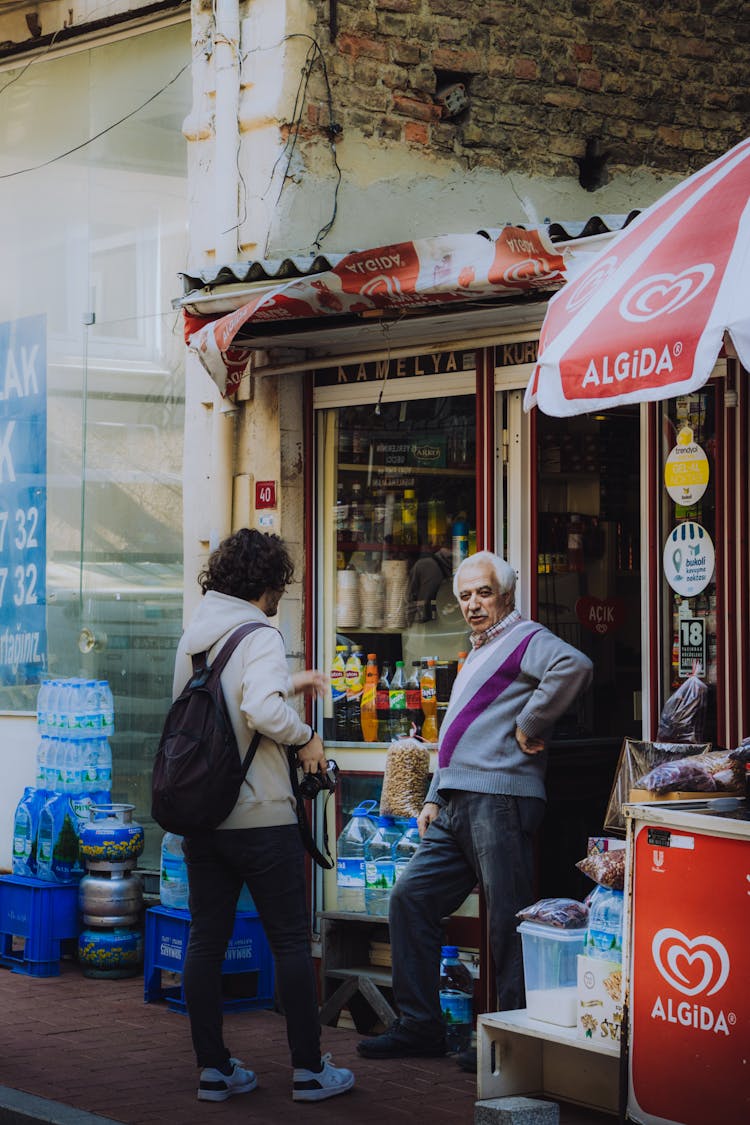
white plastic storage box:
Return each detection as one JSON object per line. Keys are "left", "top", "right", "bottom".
{"left": 518, "top": 921, "right": 587, "bottom": 1027}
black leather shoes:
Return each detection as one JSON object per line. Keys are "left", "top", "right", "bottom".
{"left": 357, "top": 1021, "right": 446, "bottom": 1059}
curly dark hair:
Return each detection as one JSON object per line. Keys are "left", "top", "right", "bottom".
{"left": 198, "top": 529, "right": 295, "bottom": 601}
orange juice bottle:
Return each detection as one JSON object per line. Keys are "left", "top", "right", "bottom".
{"left": 420, "top": 658, "right": 438, "bottom": 743}
{"left": 457, "top": 651, "right": 467, "bottom": 674}
{"left": 360, "top": 654, "right": 379, "bottom": 742}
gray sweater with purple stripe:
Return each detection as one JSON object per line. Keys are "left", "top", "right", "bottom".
{"left": 425, "top": 618, "right": 593, "bottom": 803}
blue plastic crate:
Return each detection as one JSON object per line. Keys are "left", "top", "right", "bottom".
{"left": 143, "top": 905, "right": 275, "bottom": 1013}
{"left": 0, "top": 874, "right": 79, "bottom": 976}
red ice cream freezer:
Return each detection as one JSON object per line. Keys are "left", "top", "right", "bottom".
{"left": 625, "top": 798, "right": 750, "bottom": 1125}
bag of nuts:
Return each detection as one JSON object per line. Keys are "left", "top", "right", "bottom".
{"left": 379, "top": 736, "right": 431, "bottom": 819}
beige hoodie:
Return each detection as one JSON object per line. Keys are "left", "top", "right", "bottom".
{"left": 172, "top": 590, "right": 313, "bottom": 830}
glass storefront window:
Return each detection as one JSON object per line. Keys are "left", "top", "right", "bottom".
{"left": 318, "top": 393, "right": 477, "bottom": 744}
{"left": 535, "top": 407, "right": 642, "bottom": 740}
{"left": 0, "top": 23, "right": 190, "bottom": 867}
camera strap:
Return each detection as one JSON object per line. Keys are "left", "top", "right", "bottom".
{"left": 287, "top": 748, "right": 334, "bottom": 869}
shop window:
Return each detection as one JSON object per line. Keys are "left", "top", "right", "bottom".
{"left": 317, "top": 394, "right": 477, "bottom": 744}
{"left": 535, "top": 407, "right": 642, "bottom": 741}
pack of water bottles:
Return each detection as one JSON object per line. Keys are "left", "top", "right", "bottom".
{"left": 12, "top": 678, "right": 115, "bottom": 883}
{"left": 335, "top": 802, "right": 422, "bottom": 915}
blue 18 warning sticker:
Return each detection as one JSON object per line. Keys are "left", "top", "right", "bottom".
{"left": 662, "top": 522, "right": 714, "bottom": 597}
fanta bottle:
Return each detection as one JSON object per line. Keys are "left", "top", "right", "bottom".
{"left": 360, "top": 654, "right": 379, "bottom": 742}
{"left": 421, "top": 658, "right": 438, "bottom": 743}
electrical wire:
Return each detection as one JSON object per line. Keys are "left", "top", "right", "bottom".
{"left": 0, "top": 59, "right": 191, "bottom": 179}
{"left": 249, "top": 33, "right": 341, "bottom": 253}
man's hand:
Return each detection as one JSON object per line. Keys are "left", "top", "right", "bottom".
{"left": 516, "top": 726, "right": 545, "bottom": 755}
{"left": 291, "top": 670, "right": 328, "bottom": 698}
{"left": 417, "top": 802, "right": 440, "bottom": 837}
{"left": 297, "top": 732, "right": 327, "bottom": 773}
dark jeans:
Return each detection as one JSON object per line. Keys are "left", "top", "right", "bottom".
{"left": 389, "top": 790, "right": 545, "bottom": 1038}
{"left": 182, "top": 825, "right": 321, "bottom": 1070}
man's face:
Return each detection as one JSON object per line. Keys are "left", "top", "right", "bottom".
{"left": 457, "top": 558, "right": 512, "bottom": 634}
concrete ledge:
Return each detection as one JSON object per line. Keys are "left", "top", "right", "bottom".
{"left": 0, "top": 1088, "right": 121, "bottom": 1125}
{"left": 475, "top": 1095, "right": 560, "bottom": 1125}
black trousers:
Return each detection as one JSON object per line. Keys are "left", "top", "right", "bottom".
{"left": 389, "top": 791, "right": 545, "bottom": 1036}
{"left": 182, "top": 824, "right": 321, "bottom": 1070}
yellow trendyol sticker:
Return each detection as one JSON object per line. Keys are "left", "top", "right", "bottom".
{"left": 664, "top": 426, "right": 709, "bottom": 506}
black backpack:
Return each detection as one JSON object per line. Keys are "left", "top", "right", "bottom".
{"left": 151, "top": 622, "right": 269, "bottom": 835}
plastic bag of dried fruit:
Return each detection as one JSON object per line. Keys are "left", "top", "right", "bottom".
{"left": 656, "top": 667, "right": 708, "bottom": 743}
{"left": 379, "top": 736, "right": 431, "bottom": 819}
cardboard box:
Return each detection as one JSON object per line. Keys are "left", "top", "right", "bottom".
{"left": 628, "top": 788, "right": 738, "bottom": 803}
{"left": 577, "top": 954, "right": 624, "bottom": 1046}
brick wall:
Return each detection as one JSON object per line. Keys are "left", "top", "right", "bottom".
{"left": 307, "top": 0, "right": 748, "bottom": 180}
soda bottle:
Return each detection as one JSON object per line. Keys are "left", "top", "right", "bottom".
{"left": 420, "top": 658, "right": 439, "bottom": 743}
{"left": 330, "top": 644, "right": 348, "bottom": 739}
{"left": 388, "top": 661, "right": 410, "bottom": 738}
{"left": 439, "top": 945, "right": 474, "bottom": 1052}
{"left": 405, "top": 662, "right": 422, "bottom": 735}
{"left": 360, "top": 654, "right": 379, "bottom": 742}
{"left": 376, "top": 662, "right": 392, "bottom": 742}
{"left": 345, "top": 645, "right": 365, "bottom": 740}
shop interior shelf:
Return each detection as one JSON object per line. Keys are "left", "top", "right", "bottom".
{"left": 477, "top": 1008, "right": 620, "bottom": 1115}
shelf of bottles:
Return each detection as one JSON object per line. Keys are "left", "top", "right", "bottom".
{"left": 319, "top": 395, "right": 476, "bottom": 746}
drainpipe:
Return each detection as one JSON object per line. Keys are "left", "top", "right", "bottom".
{"left": 214, "top": 0, "right": 241, "bottom": 264}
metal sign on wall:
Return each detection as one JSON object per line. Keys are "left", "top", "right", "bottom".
{"left": 0, "top": 314, "right": 47, "bottom": 685}
{"left": 313, "top": 348, "right": 476, "bottom": 387}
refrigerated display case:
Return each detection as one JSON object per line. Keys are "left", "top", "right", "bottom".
{"left": 625, "top": 798, "right": 750, "bottom": 1125}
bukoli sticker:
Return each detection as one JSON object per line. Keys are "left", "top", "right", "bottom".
{"left": 664, "top": 426, "right": 709, "bottom": 507}
{"left": 663, "top": 522, "right": 715, "bottom": 597}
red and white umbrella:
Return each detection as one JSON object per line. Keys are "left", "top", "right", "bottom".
{"left": 525, "top": 136, "right": 750, "bottom": 416}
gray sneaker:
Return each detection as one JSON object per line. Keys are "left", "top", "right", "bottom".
{"left": 198, "top": 1057, "right": 258, "bottom": 1101}
{"left": 292, "top": 1052, "right": 355, "bottom": 1102}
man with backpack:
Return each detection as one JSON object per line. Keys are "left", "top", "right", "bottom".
{"left": 172, "top": 528, "right": 354, "bottom": 1104}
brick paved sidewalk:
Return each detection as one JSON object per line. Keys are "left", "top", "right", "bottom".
{"left": 0, "top": 962, "right": 611, "bottom": 1125}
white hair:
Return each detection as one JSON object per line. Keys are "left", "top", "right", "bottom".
{"left": 452, "top": 551, "right": 517, "bottom": 599}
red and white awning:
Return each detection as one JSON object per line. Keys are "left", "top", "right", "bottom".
{"left": 185, "top": 227, "right": 569, "bottom": 395}
{"left": 525, "top": 136, "right": 750, "bottom": 416}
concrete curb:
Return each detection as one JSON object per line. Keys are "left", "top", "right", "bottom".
{"left": 0, "top": 1088, "right": 121, "bottom": 1125}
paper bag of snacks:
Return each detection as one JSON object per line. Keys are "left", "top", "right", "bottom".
{"left": 380, "top": 736, "right": 431, "bottom": 819}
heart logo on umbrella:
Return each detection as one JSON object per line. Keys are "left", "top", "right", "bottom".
{"left": 651, "top": 928, "right": 730, "bottom": 997}
{"left": 619, "top": 264, "right": 715, "bottom": 322}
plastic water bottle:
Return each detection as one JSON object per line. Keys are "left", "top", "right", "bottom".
{"left": 44, "top": 737, "right": 62, "bottom": 792}
{"left": 160, "top": 833, "right": 189, "bottom": 910}
{"left": 12, "top": 787, "right": 44, "bottom": 876}
{"left": 36, "top": 679, "right": 53, "bottom": 734}
{"left": 35, "top": 735, "right": 52, "bottom": 790}
{"left": 93, "top": 737, "right": 112, "bottom": 793}
{"left": 439, "top": 945, "right": 474, "bottom": 1053}
{"left": 585, "top": 886, "right": 624, "bottom": 961}
{"left": 394, "top": 817, "right": 421, "bottom": 882}
{"left": 364, "top": 816, "right": 403, "bottom": 916}
{"left": 97, "top": 681, "right": 115, "bottom": 736}
{"left": 336, "top": 800, "right": 378, "bottom": 912}
{"left": 60, "top": 737, "right": 83, "bottom": 794}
